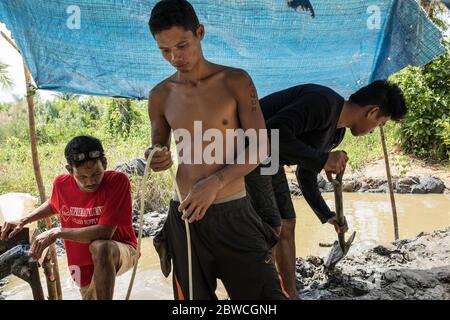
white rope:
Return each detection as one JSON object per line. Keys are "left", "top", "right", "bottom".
{"left": 125, "top": 146, "right": 193, "bottom": 300}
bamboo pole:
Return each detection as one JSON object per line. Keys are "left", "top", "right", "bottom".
{"left": 1, "top": 31, "right": 63, "bottom": 299}
{"left": 380, "top": 125, "right": 399, "bottom": 240}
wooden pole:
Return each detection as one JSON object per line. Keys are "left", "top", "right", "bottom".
{"left": 24, "top": 74, "right": 63, "bottom": 300}
{"left": 380, "top": 125, "right": 399, "bottom": 240}
{"left": 1, "top": 31, "right": 63, "bottom": 299}
{"left": 28, "top": 261, "right": 45, "bottom": 300}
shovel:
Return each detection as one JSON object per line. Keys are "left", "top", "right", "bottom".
{"left": 324, "top": 171, "right": 356, "bottom": 270}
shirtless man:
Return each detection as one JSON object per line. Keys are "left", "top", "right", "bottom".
{"left": 144, "top": 0, "right": 287, "bottom": 300}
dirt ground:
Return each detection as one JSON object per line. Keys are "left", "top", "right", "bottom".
{"left": 284, "top": 154, "right": 450, "bottom": 187}
{"left": 297, "top": 228, "right": 450, "bottom": 300}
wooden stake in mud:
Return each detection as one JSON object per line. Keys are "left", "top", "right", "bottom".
{"left": 1, "top": 31, "right": 63, "bottom": 299}
{"left": 380, "top": 125, "right": 399, "bottom": 240}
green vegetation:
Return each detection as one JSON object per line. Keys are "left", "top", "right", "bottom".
{"left": 339, "top": 122, "right": 400, "bottom": 171}
{"left": 390, "top": 47, "right": 450, "bottom": 162}
{"left": 390, "top": 7, "right": 450, "bottom": 162}
{"left": 342, "top": 11, "right": 450, "bottom": 169}
{"left": 0, "top": 61, "right": 13, "bottom": 88}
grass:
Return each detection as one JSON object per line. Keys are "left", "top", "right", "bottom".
{"left": 0, "top": 97, "right": 173, "bottom": 208}
{"left": 339, "top": 121, "right": 400, "bottom": 171}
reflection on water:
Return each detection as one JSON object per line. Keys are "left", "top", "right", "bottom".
{"left": 3, "top": 193, "right": 449, "bottom": 300}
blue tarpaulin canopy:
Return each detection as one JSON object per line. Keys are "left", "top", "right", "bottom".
{"left": 0, "top": 0, "right": 446, "bottom": 99}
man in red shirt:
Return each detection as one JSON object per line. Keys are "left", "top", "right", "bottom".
{"left": 0, "top": 135, "right": 138, "bottom": 300}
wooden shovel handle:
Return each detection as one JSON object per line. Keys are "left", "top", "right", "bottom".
{"left": 326, "top": 171, "right": 344, "bottom": 185}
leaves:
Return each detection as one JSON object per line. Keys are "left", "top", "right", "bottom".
{"left": 0, "top": 61, "right": 13, "bottom": 88}
{"left": 390, "top": 45, "right": 450, "bottom": 162}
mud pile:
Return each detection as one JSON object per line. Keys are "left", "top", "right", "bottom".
{"left": 297, "top": 228, "right": 450, "bottom": 300}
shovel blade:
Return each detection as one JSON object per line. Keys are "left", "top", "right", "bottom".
{"left": 344, "top": 231, "right": 357, "bottom": 253}
{"left": 324, "top": 241, "right": 344, "bottom": 269}
{"left": 324, "top": 231, "right": 356, "bottom": 270}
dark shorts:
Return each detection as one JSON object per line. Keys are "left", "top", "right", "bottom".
{"left": 245, "top": 166, "right": 296, "bottom": 228}
{"left": 158, "top": 196, "right": 287, "bottom": 300}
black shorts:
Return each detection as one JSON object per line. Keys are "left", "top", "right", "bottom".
{"left": 245, "top": 166, "right": 296, "bottom": 228}
{"left": 160, "top": 197, "right": 287, "bottom": 300}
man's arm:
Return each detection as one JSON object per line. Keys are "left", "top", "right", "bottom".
{"left": 28, "top": 224, "right": 116, "bottom": 260}
{"left": 1, "top": 200, "right": 116, "bottom": 258}
{"left": 58, "top": 225, "right": 116, "bottom": 243}
{"left": 213, "top": 69, "right": 269, "bottom": 186}
{"left": 296, "top": 167, "right": 335, "bottom": 224}
{"left": 296, "top": 167, "right": 348, "bottom": 233}
{"left": 179, "top": 69, "right": 268, "bottom": 222}
{"left": 145, "top": 85, "right": 173, "bottom": 171}
{"left": 0, "top": 201, "right": 56, "bottom": 240}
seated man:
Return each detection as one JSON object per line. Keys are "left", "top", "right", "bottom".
{"left": 0, "top": 135, "right": 138, "bottom": 300}
{"left": 245, "top": 81, "right": 407, "bottom": 299}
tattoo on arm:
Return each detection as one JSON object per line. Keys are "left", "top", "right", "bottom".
{"left": 153, "top": 126, "right": 162, "bottom": 141}
{"left": 215, "top": 172, "right": 225, "bottom": 184}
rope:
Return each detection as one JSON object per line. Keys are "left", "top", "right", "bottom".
{"left": 125, "top": 146, "right": 193, "bottom": 300}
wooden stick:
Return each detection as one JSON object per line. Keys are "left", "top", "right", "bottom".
{"left": 1, "top": 31, "right": 63, "bottom": 299}
{"left": 24, "top": 64, "right": 63, "bottom": 301}
{"left": 380, "top": 125, "right": 399, "bottom": 240}
{"left": 0, "top": 31, "right": 18, "bottom": 51}
{"left": 28, "top": 261, "right": 45, "bottom": 300}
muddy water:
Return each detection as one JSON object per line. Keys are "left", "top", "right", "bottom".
{"left": 3, "top": 193, "right": 449, "bottom": 300}
{"left": 2, "top": 238, "right": 174, "bottom": 300}
{"left": 295, "top": 193, "right": 450, "bottom": 258}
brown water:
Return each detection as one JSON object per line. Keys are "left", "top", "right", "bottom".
{"left": 295, "top": 193, "right": 450, "bottom": 257}
{"left": 3, "top": 193, "right": 449, "bottom": 300}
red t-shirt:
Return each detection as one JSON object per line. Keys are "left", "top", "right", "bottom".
{"left": 48, "top": 171, "right": 137, "bottom": 287}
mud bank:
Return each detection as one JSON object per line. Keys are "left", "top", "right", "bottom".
{"left": 289, "top": 175, "right": 447, "bottom": 196}
{"left": 296, "top": 228, "right": 450, "bottom": 300}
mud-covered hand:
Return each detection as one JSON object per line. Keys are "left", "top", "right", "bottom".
{"left": 327, "top": 215, "right": 348, "bottom": 234}
{"left": 1, "top": 219, "right": 25, "bottom": 241}
{"left": 28, "top": 227, "right": 60, "bottom": 260}
{"left": 144, "top": 145, "right": 173, "bottom": 172}
{"left": 179, "top": 174, "right": 223, "bottom": 223}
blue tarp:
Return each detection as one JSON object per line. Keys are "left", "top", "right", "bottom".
{"left": 0, "top": 0, "right": 446, "bottom": 99}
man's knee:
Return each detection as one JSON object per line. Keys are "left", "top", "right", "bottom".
{"left": 89, "top": 240, "right": 118, "bottom": 264}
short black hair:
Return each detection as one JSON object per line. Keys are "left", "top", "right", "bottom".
{"left": 349, "top": 80, "right": 407, "bottom": 121}
{"left": 64, "top": 135, "right": 105, "bottom": 167}
{"left": 149, "top": 0, "right": 200, "bottom": 37}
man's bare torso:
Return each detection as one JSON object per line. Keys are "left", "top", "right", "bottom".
{"left": 154, "top": 65, "right": 245, "bottom": 200}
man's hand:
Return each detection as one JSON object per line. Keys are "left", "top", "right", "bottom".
{"left": 144, "top": 145, "right": 173, "bottom": 172}
{"left": 323, "top": 151, "right": 348, "bottom": 175}
{"left": 179, "top": 174, "right": 223, "bottom": 223}
{"left": 1, "top": 219, "right": 25, "bottom": 241}
{"left": 28, "top": 227, "right": 60, "bottom": 260}
{"left": 327, "top": 215, "right": 349, "bottom": 234}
